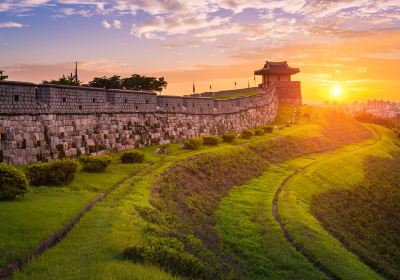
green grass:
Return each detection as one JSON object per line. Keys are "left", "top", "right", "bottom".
{"left": 278, "top": 125, "right": 399, "bottom": 279}
{"left": 271, "top": 103, "right": 296, "bottom": 125}
{"left": 7, "top": 108, "right": 319, "bottom": 279}
{"left": 4, "top": 106, "right": 394, "bottom": 279}
{"left": 312, "top": 151, "right": 400, "bottom": 279}
{"left": 216, "top": 163, "right": 326, "bottom": 279}
{"left": 0, "top": 156, "right": 136, "bottom": 268}
{"left": 0, "top": 189, "right": 94, "bottom": 267}
{"left": 212, "top": 90, "right": 258, "bottom": 100}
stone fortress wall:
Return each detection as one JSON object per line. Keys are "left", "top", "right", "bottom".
{"left": 0, "top": 81, "right": 278, "bottom": 164}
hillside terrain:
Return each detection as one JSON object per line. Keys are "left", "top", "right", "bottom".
{"left": 1, "top": 105, "right": 399, "bottom": 280}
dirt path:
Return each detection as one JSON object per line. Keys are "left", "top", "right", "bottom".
{"left": 272, "top": 126, "right": 382, "bottom": 280}
{"left": 0, "top": 174, "right": 135, "bottom": 279}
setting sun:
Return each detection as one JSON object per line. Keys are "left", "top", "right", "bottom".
{"left": 331, "top": 85, "right": 342, "bottom": 99}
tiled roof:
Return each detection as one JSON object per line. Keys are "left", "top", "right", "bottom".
{"left": 254, "top": 61, "right": 299, "bottom": 75}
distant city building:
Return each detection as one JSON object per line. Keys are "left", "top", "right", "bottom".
{"left": 254, "top": 61, "right": 302, "bottom": 105}
{"left": 319, "top": 100, "right": 400, "bottom": 119}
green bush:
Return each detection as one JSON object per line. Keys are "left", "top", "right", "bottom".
{"left": 263, "top": 126, "right": 274, "bottom": 133}
{"left": 183, "top": 137, "right": 203, "bottom": 150}
{"left": 202, "top": 136, "right": 220, "bottom": 146}
{"left": 241, "top": 129, "right": 253, "bottom": 139}
{"left": 123, "top": 245, "right": 204, "bottom": 278}
{"left": 0, "top": 163, "right": 28, "bottom": 200}
{"left": 254, "top": 129, "right": 264, "bottom": 136}
{"left": 121, "top": 150, "right": 145, "bottom": 163}
{"left": 222, "top": 133, "right": 236, "bottom": 143}
{"left": 79, "top": 155, "right": 111, "bottom": 172}
{"left": 26, "top": 159, "right": 78, "bottom": 186}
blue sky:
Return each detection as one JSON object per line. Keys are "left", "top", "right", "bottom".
{"left": 0, "top": 0, "right": 399, "bottom": 101}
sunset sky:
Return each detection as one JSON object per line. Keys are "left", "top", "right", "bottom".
{"left": 0, "top": 0, "right": 399, "bottom": 102}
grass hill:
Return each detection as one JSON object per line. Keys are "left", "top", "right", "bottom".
{"left": 312, "top": 150, "right": 400, "bottom": 279}
{"left": 1, "top": 104, "right": 399, "bottom": 280}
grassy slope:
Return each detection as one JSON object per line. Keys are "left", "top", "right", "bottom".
{"left": 278, "top": 125, "right": 399, "bottom": 279}
{"left": 8, "top": 104, "right": 303, "bottom": 279}
{"left": 212, "top": 90, "right": 257, "bottom": 100}
{"left": 7, "top": 104, "right": 385, "bottom": 279}
{"left": 312, "top": 147, "right": 400, "bottom": 279}
{"left": 125, "top": 108, "right": 372, "bottom": 279}
{"left": 215, "top": 110, "right": 377, "bottom": 280}
{"left": 217, "top": 163, "right": 326, "bottom": 279}
{"left": 0, "top": 153, "right": 136, "bottom": 268}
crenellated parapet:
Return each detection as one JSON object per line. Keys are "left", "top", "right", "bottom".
{"left": 0, "top": 81, "right": 276, "bottom": 116}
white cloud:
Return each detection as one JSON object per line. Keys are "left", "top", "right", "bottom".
{"left": 0, "top": 21, "right": 24, "bottom": 28}
{"left": 113, "top": 19, "right": 121, "bottom": 29}
{"left": 101, "top": 20, "right": 111, "bottom": 29}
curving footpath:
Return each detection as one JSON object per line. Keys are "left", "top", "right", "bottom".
{"left": 0, "top": 174, "right": 135, "bottom": 279}
{"left": 272, "top": 126, "right": 382, "bottom": 280}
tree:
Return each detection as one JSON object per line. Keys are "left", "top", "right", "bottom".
{"left": 43, "top": 73, "right": 81, "bottom": 86}
{"left": 86, "top": 74, "right": 168, "bottom": 92}
{"left": 0, "top": 70, "right": 8, "bottom": 80}
{"left": 121, "top": 74, "right": 167, "bottom": 92}
{"left": 86, "top": 75, "right": 122, "bottom": 89}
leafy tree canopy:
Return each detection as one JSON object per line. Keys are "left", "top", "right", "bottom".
{"left": 0, "top": 70, "right": 8, "bottom": 81}
{"left": 43, "top": 73, "right": 81, "bottom": 86}
{"left": 86, "top": 74, "right": 167, "bottom": 92}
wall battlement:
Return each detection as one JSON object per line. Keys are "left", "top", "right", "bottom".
{"left": 0, "top": 81, "right": 278, "bottom": 164}
{"left": 0, "top": 81, "right": 272, "bottom": 115}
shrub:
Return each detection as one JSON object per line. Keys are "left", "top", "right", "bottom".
{"left": 241, "top": 129, "right": 253, "bottom": 139}
{"left": 222, "top": 133, "right": 236, "bottom": 143}
{"left": 202, "top": 136, "right": 220, "bottom": 146}
{"left": 79, "top": 155, "right": 111, "bottom": 172}
{"left": 254, "top": 129, "right": 264, "bottom": 136}
{"left": 0, "top": 163, "right": 28, "bottom": 200}
{"left": 182, "top": 137, "right": 203, "bottom": 150}
{"left": 263, "top": 126, "right": 274, "bottom": 133}
{"left": 26, "top": 159, "right": 78, "bottom": 186}
{"left": 121, "top": 150, "right": 145, "bottom": 163}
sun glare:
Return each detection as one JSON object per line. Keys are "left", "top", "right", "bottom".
{"left": 331, "top": 85, "right": 342, "bottom": 99}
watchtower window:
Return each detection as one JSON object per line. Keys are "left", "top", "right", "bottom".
{"left": 124, "top": 99, "right": 128, "bottom": 104}
{"left": 62, "top": 97, "right": 66, "bottom": 103}
{"left": 79, "top": 105, "right": 82, "bottom": 110}
{"left": 14, "top": 95, "right": 19, "bottom": 102}
{"left": 192, "top": 104, "right": 195, "bottom": 107}
{"left": 178, "top": 103, "right": 180, "bottom": 107}
{"left": 145, "top": 100, "right": 149, "bottom": 104}
{"left": 92, "top": 98, "right": 96, "bottom": 103}
{"left": 135, "top": 106, "right": 138, "bottom": 110}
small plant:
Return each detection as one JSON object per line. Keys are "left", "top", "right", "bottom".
{"left": 79, "top": 155, "right": 111, "bottom": 172}
{"left": 262, "top": 126, "right": 274, "bottom": 133}
{"left": 26, "top": 159, "right": 78, "bottom": 186}
{"left": 254, "top": 129, "right": 264, "bottom": 136}
{"left": 241, "top": 129, "right": 253, "bottom": 139}
{"left": 0, "top": 163, "right": 28, "bottom": 200}
{"left": 121, "top": 150, "right": 145, "bottom": 163}
{"left": 222, "top": 133, "right": 236, "bottom": 143}
{"left": 202, "top": 135, "right": 220, "bottom": 146}
{"left": 182, "top": 137, "right": 203, "bottom": 150}
{"left": 155, "top": 144, "right": 169, "bottom": 155}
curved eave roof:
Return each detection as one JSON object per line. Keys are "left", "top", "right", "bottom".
{"left": 254, "top": 61, "right": 300, "bottom": 75}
